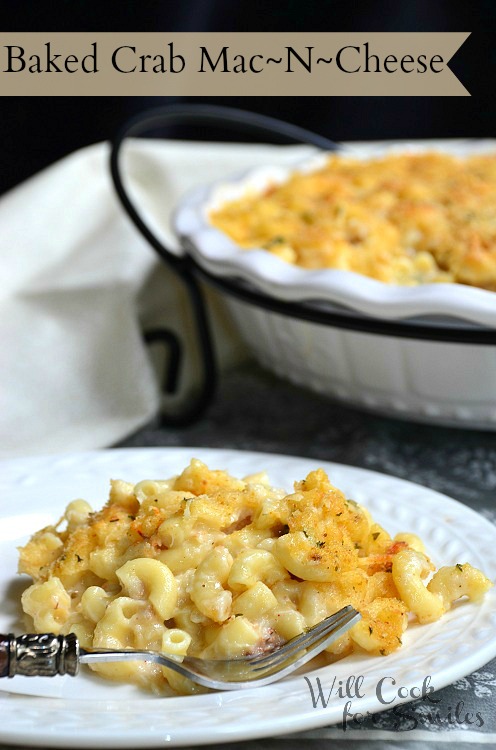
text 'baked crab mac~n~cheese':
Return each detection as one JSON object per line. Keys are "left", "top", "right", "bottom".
{"left": 18, "top": 460, "right": 492, "bottom": 695}
{"left": 210, "top": 152, "right": 496, "bottom": 288}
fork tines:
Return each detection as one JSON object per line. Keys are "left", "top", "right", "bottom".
{"left": 249, "top": 605, "right": 360, "bottom": 671}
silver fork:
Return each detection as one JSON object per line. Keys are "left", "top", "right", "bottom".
{"left": 1, "top": 605, "right": 360, "bottom": 690}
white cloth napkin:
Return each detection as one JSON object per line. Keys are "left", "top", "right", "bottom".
{"left": 0, "top": 139, "right": 314, "bottom": 459}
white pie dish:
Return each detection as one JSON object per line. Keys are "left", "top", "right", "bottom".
{"left": 174, "top": 140, "right": 496, "bottom": 328}
{"left": 173, "top": 140, "right": 496, "bottom": 429}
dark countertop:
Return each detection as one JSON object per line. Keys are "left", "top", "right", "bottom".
{"left": 117, "top": 362, "right": 496, "bottom": 749}
{"left": 119, "top": 362, "right": 496, "bottom": 513}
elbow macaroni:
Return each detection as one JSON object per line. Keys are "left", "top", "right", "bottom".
{"left": 210, "top": 152, "right": 496, "bottom": 290}
{"left": 18, "top": 459, "right": 492, "bottom": 695}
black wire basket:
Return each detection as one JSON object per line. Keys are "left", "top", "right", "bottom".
{"left": 110, "top": 104, "right": 496, "bottom": 428}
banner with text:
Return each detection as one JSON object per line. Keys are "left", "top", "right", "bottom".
{"left": 0, "top": 32, "right": 470, "bottom": 96}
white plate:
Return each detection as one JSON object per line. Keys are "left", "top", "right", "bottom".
{"left": 1, "top": 447, "right": 495, "bottom": 748}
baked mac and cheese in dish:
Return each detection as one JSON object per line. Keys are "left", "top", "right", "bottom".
{"left": 18, "top": 459, "right": 492, "bottom": 695}
{"left": 210, "top": 152, "right": 496, "bottom": 289}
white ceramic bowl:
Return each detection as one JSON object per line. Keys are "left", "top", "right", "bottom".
{"left": 222, "top": 299, "right": 496, "bottom": 429}
{"left": 174, "top": 141, "right": 496, "bottom": 429}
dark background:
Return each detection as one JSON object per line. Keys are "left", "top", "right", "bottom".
{"left": 0, "top": 1, "right": 495, "bottom": 196}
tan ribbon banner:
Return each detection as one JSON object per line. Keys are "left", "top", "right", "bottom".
{"left": 0, "top": 32, "right": 470, "bottom": 96}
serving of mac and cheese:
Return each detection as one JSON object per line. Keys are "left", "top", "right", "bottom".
{"left": 210, "top": 152, "right": 496, "bottom": 289}
{"left": 18, "top": 459, "right": 492, "bottom": 695}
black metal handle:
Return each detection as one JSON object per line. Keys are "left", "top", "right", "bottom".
{"left": 111, "top": 103, "right": 338, "bottom": 275}
{"left": 110, "top": 104, "right": 337, "bottom": 425}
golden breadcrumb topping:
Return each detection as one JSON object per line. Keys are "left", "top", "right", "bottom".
{"left": 210, "top": 152, "right": 496, "bottom": 289}
{"left": 18, "top": 460, "right": 492, "bottom": 695}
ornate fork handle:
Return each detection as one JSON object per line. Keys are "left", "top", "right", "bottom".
{"left": 0, "top": 633, "right": 79, "bottom": 677}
